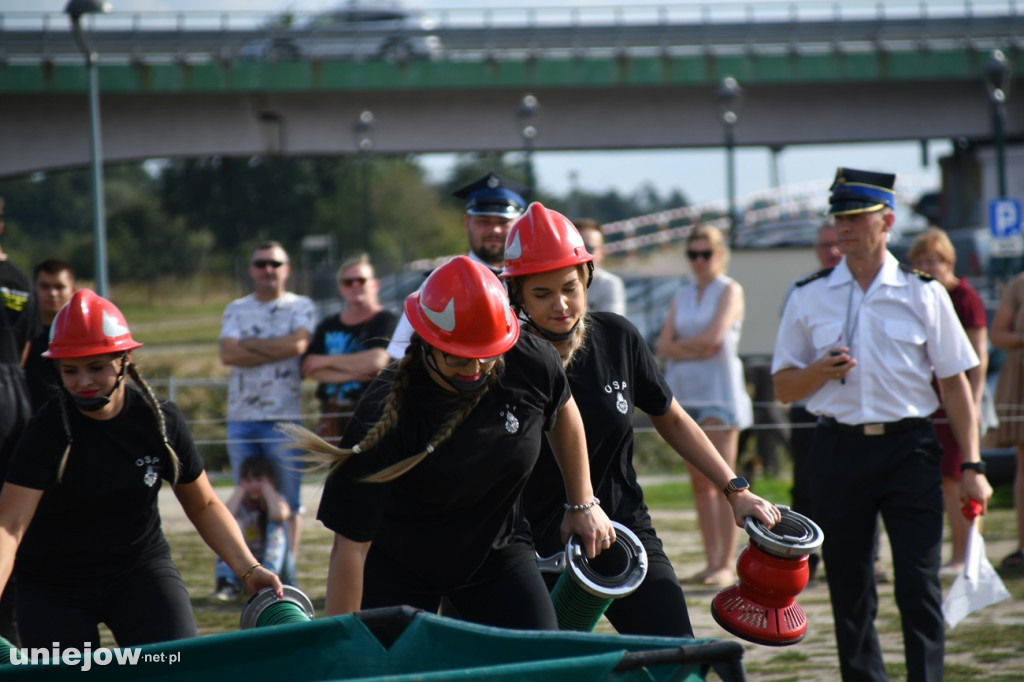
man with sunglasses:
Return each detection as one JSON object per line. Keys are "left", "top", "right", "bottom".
{"left": 219, "top": 240, "right": 316, "bottom": 560}
{"left": 302, "top": 254, "right": 397, "bottom": 442}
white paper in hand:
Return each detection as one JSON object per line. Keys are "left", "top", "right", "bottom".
{"left": 943, "top": 525, "right": 1011, "bottom": 629}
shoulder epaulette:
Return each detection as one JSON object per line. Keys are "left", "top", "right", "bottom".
{"left": 795, "top": 267, "right": 834, "bottom": 287}
{"left": 899, "top": 263, "right": 934, "bottom": 282}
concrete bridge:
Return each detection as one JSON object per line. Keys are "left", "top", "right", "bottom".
{"left": 0, "top": 0, "right": 1022, "bottom": 179}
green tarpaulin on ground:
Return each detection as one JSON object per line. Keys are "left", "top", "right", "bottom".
{"left": 0, "top": 607, "right": 745, "bottom": 681}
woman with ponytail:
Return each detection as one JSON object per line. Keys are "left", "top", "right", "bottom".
{"left": 288, "top": 256, "right": 612, "bottom": 630}
{"left": 0, "top": 290, "right": 282, "bottom": 650}
{"left": 502, "top": 203, "right": 780, "bottom": 638}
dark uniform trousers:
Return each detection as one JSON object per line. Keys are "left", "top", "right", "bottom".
{"left": 811, "top": 421, "right": 944, "bottom": 682}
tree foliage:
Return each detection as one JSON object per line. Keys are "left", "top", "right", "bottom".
{"left": 0, "top": 153, "right": 688, "bottom": 290}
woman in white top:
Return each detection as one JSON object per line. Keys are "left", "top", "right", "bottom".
{"left": 656, "top": 225, "right": 753, "bottom": 587}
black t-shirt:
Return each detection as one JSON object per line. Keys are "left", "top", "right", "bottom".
{"left": 522, "top": 313, "right": 674, "bottom": 557}
{"left": 7, "top": 386, "right": 205, "bottom": 583}
{"left": 305, "top": 309, "right": 398, "bottom": 403}
{"left": 0, "top": 260, "right": 38, "bottom": 366}
{"left": 317, "top": 332, "right": 569, "bottom": 593}
{"left": 24, "top": 324, "right": 60, "bottom": 412}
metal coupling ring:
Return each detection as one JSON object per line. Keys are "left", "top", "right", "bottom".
{"left": 744, "top": 505, "right": 824, "bottom": 559}
{"left": 562, "top": 521, "right": 648, "bottom": 599}
{"left": 240, "top": 585, "right": 316, "bottom": 630}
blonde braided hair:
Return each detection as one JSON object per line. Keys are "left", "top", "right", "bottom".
{"left": 281, "top": 335, "right": 503, "bottom": 483}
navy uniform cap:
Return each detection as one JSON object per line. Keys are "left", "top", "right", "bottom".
{"left": 452, "top": 172, "right": 529, "bottom": 219}
{"left": 828, "top": 167, "right": 897, "bottom": 215}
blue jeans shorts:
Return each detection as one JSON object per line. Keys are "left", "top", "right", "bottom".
{"left": 681, "top": 404, "right": 739, "bottom": 428}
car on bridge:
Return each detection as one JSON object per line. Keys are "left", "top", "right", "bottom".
{"left": 239, "top": 3, "right": 442, "bottom": 62}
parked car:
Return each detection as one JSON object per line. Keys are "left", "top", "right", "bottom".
{"left": 240, "top": 3, "right": 442, "bottom": 62}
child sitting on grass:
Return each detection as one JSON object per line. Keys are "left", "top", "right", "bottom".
{"left": 213, "top": 456, "right": 296, "bottom": 601}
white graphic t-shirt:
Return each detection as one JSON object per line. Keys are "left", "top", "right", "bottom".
{"left": 220, "top": 292, "right": 316, "bottom": 421}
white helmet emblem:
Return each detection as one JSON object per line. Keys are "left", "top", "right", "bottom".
{"left": 421, "top": 297, "right": 456, "bottom": 332}
{"left": 102, "top": 310, "right": 130, "bottom": 338}
{"left": 505, "top": 229, "right": 522, "bottom": 260}
{"left": 567, "top": 223, "right": 586, "bottom": 248}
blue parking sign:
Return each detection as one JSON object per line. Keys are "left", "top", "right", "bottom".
{"left": 990, "top": 198, "right": 1022, "bottom": 238}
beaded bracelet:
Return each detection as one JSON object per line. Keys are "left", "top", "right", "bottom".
{"left": 563, "top": 496, "right": 601, "bottom": 515}
{"left": 239, "top": 562, "right": 262, "bottom": 584}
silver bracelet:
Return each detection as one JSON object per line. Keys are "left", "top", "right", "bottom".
{"left": 563, "top": 496, "right": 601, "bottom": 515}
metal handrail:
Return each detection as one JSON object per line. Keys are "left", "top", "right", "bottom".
{"left": 0, "top": 0, "right": 1019, "bottom": 65}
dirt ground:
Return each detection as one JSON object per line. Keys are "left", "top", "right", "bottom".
{"left": 160, "top": 480, "right": 1024, "bottom": 681}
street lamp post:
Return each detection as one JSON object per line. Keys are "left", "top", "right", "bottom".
{"left": 716, "top": 76, "right": 743, "bottom": 246}
{"left": 65, "top": 0, "right": 112, "bottom": 297}
{"left": 985, "top": 49, "right": 1013, "bottom": 198}
{"left": 352, "top": 110, "right": 375, "bottom": 254}
{"left": 517, "top": 94, "right": 540, "bottom": 194}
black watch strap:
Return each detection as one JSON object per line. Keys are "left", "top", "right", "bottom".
{"left": 960, "top": 461, "right": 987, "bottom": 474}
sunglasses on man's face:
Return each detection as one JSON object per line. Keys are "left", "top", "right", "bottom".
{"left": 341, "top": 277, "right": 368, "bottom": 287}
{"left": 251, "top": 260, "right": 286, "bottom": 269}
{"left": 686, "top": 250, "right": 713, "bottom": 261}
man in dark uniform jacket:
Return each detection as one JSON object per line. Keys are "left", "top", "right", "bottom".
{"left": 0, "top": 197, "right": 39, "bottom": 645}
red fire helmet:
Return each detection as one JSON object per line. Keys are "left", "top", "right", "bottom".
{"left": 43, "top": 289, "right": 143, "bottom": 359}
{"left": 405, "top": 256, "right": 519, "bottom": 359}
{"left": 500, "top": 202, "right": 593, "bottom": 279}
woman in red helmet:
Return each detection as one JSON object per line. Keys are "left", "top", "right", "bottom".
{"left": 287, "top": 256, "right": 612, "bottom": 630}
{"left": 501, "top": 203, "right": 780, "bottom": 637}
{"left": 0, "top": 289, "right": 283, "bottom": 649}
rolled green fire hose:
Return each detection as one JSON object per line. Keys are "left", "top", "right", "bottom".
{"left": 538, "top": 521, "right": 648, "bottom": 632}
{"left": 240, "top": 585, "right": 316, "bottom": 630}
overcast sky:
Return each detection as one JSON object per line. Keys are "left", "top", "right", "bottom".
{"left": 12, "top": 0, "right": 948, "bottom": 202}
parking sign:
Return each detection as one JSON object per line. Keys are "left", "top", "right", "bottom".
{"left": 990, "top": 198, "right": 1022, "bottom": 237}
{"left": 990, "top": 198, "right": 1024, "bottom": 257}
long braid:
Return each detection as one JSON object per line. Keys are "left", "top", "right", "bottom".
{"left": 129, "top": 364, "right": 181, "bottom": 484}
{"left": 283, "top": 335, "right": 505, "bottom": 483}
{"left": 560, "top": 314, "right": 588, "bottom": 370}
{"left": 280, "top": 336, "right": 420, "bottom": 478}
{"left": 363, "top": 356, "right": 504, "bottom": 483}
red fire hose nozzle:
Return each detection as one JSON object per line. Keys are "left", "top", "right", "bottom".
{"left": 961, "top": 499, "right": 983, "bottom": 521}
{"left": 711, "top": 505, "right": 824, "bottom": 646}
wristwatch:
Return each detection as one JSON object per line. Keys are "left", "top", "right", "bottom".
{"left": 722, "top": 476, "right": 750, "bottom": 498}
{"left": 960, "top": 461, "right": 987, "bottom": 474}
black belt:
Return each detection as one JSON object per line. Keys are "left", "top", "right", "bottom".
{"left": 818, "top": 416, "right": 930, "bottom": 436}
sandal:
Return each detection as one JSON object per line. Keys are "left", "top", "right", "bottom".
{"left": 1000, "top": 549, "right": 1024, "bottom": 569}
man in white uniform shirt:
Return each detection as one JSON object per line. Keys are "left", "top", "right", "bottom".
{"left": 771, "top": 168, "right": 992, "bottom": 682}
{"left": 220, "top": 240, "right": 316, "bottom": 558}
{"left": 386, "top": 173, "right": 527, "bottom": 359}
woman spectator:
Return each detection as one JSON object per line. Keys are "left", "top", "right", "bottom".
{"left": 0, "top": 290, "right": 282, "bottom": 650}
{"left": 285, "top": 256, "right": 613, "bottom": 629}
{"left": 302, "top": 254, "right": 398, "bottom": 441}
{"left": 655, "top": 225, "right": 754, "bottom": 587}
{"left": 909, "top": 228, "right": 988, "bottom": 574}
{"left": 503, "top": 203, "right": 779, "bottom": 637}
